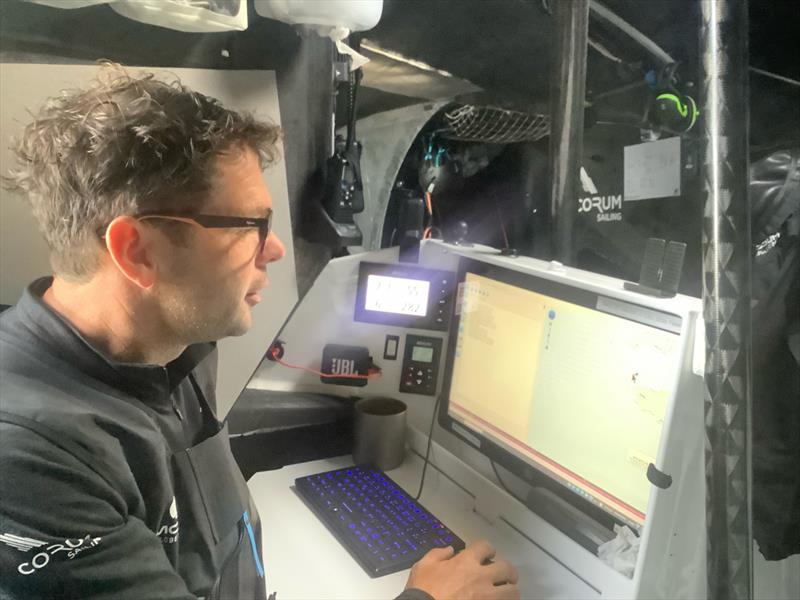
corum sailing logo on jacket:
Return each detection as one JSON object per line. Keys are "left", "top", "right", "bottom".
{"left": 0, "top": 533, "right": 47, "bottom": 552}
{"left": 3, "top": 533, "right": 103, "bottom": 576}
{"left": 157, "top": 496, "right": 180, "bottom": 544}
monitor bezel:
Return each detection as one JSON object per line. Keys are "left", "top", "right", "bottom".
{"left": 437, "top": 256, "right": 683, "bottom": 536}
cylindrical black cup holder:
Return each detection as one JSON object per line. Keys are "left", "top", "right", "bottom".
{"left": 352, "top": 397, "right": 407, "bottom": 471}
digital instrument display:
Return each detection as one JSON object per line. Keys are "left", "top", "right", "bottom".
{"left": 354, "top": 262, "right": 455, "bottom": 331}
{"left": 364, "top": 275, "right": 430, "bottom": 317}
{"left": 411, "top": 346, "right": 435, "bottom": 363}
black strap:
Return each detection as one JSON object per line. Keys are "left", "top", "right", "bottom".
{"left": 188, "top": 372, "right": 226, "bottom": 435}
{"left": 647, "top": 463, "right": 673, "bottom": 489}
{"left": 758, "top": 152, "right": 800, "bottom": 239}
{"left": 0, "top": 410, "right": 125, "bottom": 494}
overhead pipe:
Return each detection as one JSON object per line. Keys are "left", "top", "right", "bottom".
{"left": 547, "top": 0, "right": 590, "bottom": 264}
{"left": 699, "top": 1, "right": 754, "bottom": 598}
{"left": 589, "top": 0, "right": 673, "bottom": 66}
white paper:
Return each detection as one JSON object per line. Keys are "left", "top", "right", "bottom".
{"left": 624, "top": 137, "right": 681, "bottom": 201}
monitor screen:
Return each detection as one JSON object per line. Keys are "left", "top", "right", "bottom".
{"left": 364, "top": 274, "right": 430, "bottom": 317}
{"left": 442, "top": 262, "right": 682, "bottom": 529}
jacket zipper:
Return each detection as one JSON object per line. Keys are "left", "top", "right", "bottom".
{"left": 165, "top": 367, "right": 184, "bottom": 422}
{"left": 207, "top": 520, "right": 245, "bottom": 600}
{"left": 170, "top": 396, "right": 184, "bottom": 421}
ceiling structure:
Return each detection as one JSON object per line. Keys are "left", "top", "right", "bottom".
{"left": 357, "top": 0, "right": 799, "bottom": 145}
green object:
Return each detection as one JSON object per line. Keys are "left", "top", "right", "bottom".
{"left": 656, "top": 92, "right": 699, "bottom": 131}
{"left": 657, "top": 92, "right": 688, "bottom": 117}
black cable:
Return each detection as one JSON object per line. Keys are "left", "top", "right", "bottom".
{"left": 344, "top": 36, "right": 362, "bottom": 152}
{"left": 490, "top": 460, "right": 527, "bottom": 505}
{"left": 345, "top": 67, "right": 358, "bottom": 151}
{"left": 414, "top": 395, "right": 441, "bottom": 500}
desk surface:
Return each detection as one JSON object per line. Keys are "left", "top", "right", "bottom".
{"left": 248, "top": 448, "right": 607, "bottom": 600}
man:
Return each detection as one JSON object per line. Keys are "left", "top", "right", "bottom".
{"left": 0, "top": 66, "right": 519, "bottom": 599}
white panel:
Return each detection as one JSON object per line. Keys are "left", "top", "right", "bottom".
{"left": 0, "top": 63, "right": 60, "bottom": 305}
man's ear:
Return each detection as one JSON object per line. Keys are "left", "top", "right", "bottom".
{"left": 104, "top": 216, "right": 157, "bottom": 289}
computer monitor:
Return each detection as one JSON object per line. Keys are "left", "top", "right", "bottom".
{"left": 438, "top": 258, "right": 684, "bottom": 532}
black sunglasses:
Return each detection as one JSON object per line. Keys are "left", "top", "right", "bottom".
{"left": 100, "top": 210, "right": 273, "bottom": 254}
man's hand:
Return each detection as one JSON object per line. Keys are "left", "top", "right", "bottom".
{"left": 404, "top": 540, "right": 520, "bottom": 600}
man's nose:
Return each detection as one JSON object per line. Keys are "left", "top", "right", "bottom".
{"left": 257, "top": 231, "right": 285, "bottom": 267}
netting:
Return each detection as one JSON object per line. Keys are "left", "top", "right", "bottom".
{"left": 442, "top": 105, "right": 550, "bottom": 143}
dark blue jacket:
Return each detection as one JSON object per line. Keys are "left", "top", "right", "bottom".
{"left": 0, "top": 279, "right": 265, "bottom": 599}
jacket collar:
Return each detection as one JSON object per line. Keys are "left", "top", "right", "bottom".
{"left": 5, "top": 277, "right": 214, "bottom": 403}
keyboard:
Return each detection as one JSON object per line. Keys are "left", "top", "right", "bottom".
{"left": 295, "top": 465, "right": 466, "bottom": 577}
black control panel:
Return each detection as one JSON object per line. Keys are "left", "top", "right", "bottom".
{"left": 399, "top": 335, "right": 443, "bottom": 396}
{"left": 354, "top": 262, "right": 455, "bottom": 331}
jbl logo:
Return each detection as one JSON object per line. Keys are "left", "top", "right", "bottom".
{"left": 321, "top": 344, "right": 368, "bottom": 387}
{"left": 330, "top": 358, "right": 356, "bottom": 375}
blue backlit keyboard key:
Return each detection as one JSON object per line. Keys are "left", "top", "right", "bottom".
{"left": 295, "top": 465, "right": 465, "bottom": 577}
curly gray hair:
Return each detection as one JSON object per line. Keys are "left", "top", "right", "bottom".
{"left": 4, "top": 64, "right": 282, "bottom": 280}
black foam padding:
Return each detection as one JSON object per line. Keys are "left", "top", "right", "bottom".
{"left": 227, "top": 390, "right": 355, "bottom": 479}
{"left": 227, "top": 390, "right": 354, "bottom": 435}
{"left": 639, "top": 238, "right": 666, "bottom": 288}
{"left": 661, "top": 241, "right": 687, "bottom": 295}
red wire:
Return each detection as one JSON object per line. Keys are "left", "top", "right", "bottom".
{"left": 270, "top": 347, "right": 381, "bottom": 380}
{"left": 422, "top": 226, "right": 441, "bottom": 240}
{"left": 425, "top": 191, "right": 433, "bottom": 216}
